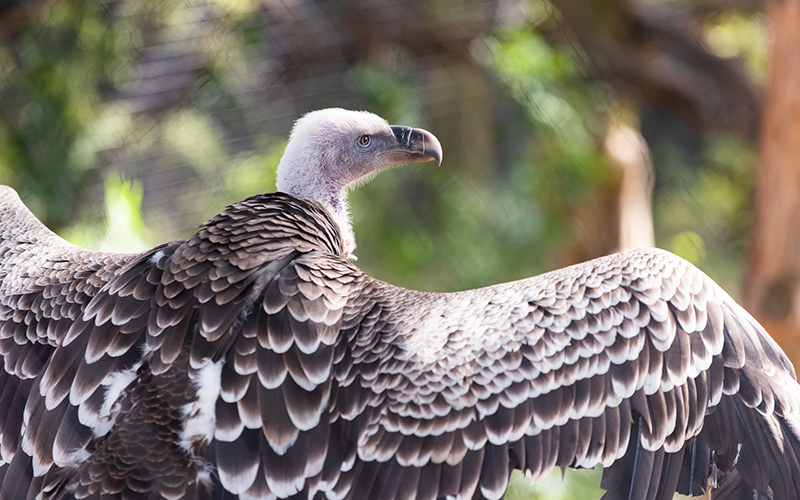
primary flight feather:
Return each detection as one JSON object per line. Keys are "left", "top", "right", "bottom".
{"left": 1, "top": 108, "right": 799, "bottom": 500}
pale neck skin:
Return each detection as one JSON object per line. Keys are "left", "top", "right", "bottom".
{"left": 277, "top": 163, "right": 356, "bottom": 258}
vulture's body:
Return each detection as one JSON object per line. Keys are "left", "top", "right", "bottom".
{"left": 1, "top": 109, "right": 800, "bottom": 500}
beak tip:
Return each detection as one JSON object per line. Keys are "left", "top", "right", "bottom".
{"left": 422, "top": 132, "right": 443, "bottom": 167}
{"left": 389, "top": 124, "right": 443, "bottom": 167}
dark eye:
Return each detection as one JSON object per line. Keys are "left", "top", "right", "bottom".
{"left": 357, "top": 135, "right": 371, "bottom": 147}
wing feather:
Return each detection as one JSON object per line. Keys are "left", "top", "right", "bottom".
{"left": 0, "top": 189, "right": 140, "bottom": 489}
{"left": 205, "top": 243, "right": 798, "bottom": 498}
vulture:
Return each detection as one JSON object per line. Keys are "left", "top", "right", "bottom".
{"left": 1, "top": 108, "right": 799, "bottom": 500}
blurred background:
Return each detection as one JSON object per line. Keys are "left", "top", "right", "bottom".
{"left": 1, "top": 0, "right": 798, "bottom": 498}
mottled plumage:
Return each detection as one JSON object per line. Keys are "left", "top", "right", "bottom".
{"left": 1, "top": 109, "right": 800, "bottom": 500}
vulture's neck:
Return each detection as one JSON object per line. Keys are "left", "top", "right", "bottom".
{"left": 276, "top": 162, "right": 357, "bottom": 258}
{"left": 318, "top": 191, "right": 357, "bottom": 259}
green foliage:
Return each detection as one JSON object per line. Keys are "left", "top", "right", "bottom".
{"left": 0, "top": 0, "right": 138, "bottom": 229}
{"left": 483, "top": 23, "right": 614, "bottom": 256}
{"left": 704, "top": 12, "right": 769, "bottom": 82}
{"left": 0, "top": 0, "right": 287, "bottom": 236}
{"left": 505, "top": 468, "right": 604, "bottom": 500}
{"left": 350, "top": 62, "right": 418, "bottom": 125}
{"left": 224, "top": 143, "right": 283, "bottom": 202}
{"left": 63, "top": 175, "right": 152, "bottom": 252}
{"left": 655, "top": 133, "right": 755, "bottom": 294}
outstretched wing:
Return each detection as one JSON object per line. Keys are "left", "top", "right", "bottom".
{"left": 0, "top": 187, "right": 138, "bottom": 494}
{"left": 7, "top": 193, "right": 349, "bottom": 499}
{"left": 5, "top": 186, "right": 800, "bottom": 500}
{"left": 219, "top": 245, "right": 800, "bottom": 499}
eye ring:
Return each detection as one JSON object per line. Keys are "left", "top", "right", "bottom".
{"left": 357, "top": 135, "right": 371, "bottom": 148}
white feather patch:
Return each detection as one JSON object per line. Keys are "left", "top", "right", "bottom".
{"left": 197, "top": 460, "right": 215, "bottom": 489}
{"left": 148, "top": 249, "right": 165, "bottom": 264}
{"left": 52, "top": 436, "right": 91, "bottom": 469}
{"left": 77, "top": 358, "right": 145, "bottom": 436}
{"left": 179, "top": 359, "right": 223, "bottom": 454}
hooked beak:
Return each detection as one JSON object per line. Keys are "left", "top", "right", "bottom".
{"left": 389, "top": 125, "right": 443, "bottom": 166}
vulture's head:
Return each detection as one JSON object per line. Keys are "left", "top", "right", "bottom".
{"left": 276, "top": 108, "right": 442, "bottom": 257}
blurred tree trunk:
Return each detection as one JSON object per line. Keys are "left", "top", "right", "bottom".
{"left": 604, "top": 111, "right": 655, "bottom": 251}
{"left": 570, "top": 110, "right": 654, "bottom": 264}
{"left": 743, "top": 0, "right": 800, "bottom": 367}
